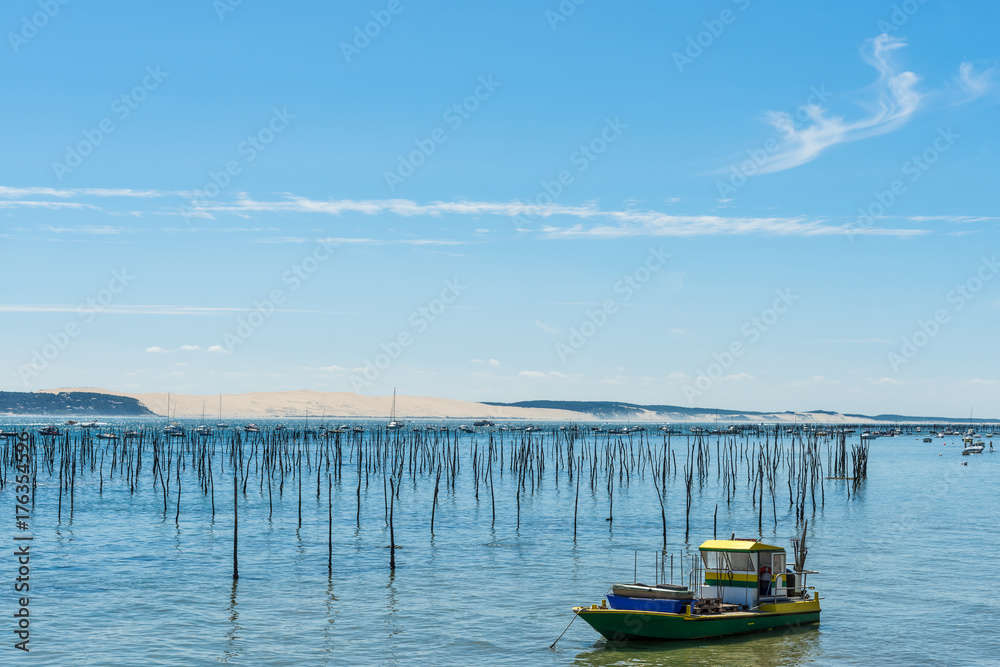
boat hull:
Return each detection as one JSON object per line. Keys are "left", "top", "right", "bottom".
{"left": 576, "top": 599, "right": 820, "bottom": 641}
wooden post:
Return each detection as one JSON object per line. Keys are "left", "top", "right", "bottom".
{"left": 233, "top": 467, "right": 239, "bottom": 581}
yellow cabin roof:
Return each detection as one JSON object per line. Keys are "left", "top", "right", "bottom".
{"left": 699, "top": 539, "right": 783, "bottom": 552}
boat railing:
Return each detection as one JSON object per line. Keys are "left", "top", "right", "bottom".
{"left": 687, "top": 565, "right": 704, "bottom": 594}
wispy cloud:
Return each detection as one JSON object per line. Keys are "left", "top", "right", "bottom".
{"left": 40, "top": 225, "right": 123, "bottom": 234}
{"left": 0, "top": 304, "right": 349, "bottom": 315}
{"left": 0, "top": 186, "right": 182, "bottom": 199}
{"left": 1, "top": 183, "right": 967, "bottom": 240}
{"left": 196, "top": 195, "right": 925, "bottom": 238}
{"left": 535, "top": 319, "right": 558, "bottom": 334}
{"left": 0, "top": 200, "right": 97, "bottom": 210}
{"left": 758, "top": 34, "right": 921, "bottom": 174}
{"left": 956, "top": 61, "right": 996, "bottom": 99}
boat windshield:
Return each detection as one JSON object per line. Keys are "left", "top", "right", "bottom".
{"left": 701, "top": 551, "right": 753, "bottom": 571}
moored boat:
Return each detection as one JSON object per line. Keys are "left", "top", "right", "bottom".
{"left": 575, "top": 535, "right": 820, "bottom": 641}
{"left": 386, "top": 388, "right": 405, "bottom": 430}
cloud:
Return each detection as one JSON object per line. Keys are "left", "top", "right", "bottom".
{"left": 319, "top": 364, "right": 345, "bottom": 372}
{"left": 207, "top": 345, "right": 230, "bottom": 354}
{"left": 179, "top": 344, "right": 201, "bottom": 351}
{"left": 488, "top": 358, "right": 500, "bottom": 367}
{"left": 957, "top": 61, "right": 996, "bottom": 99}
{"left": 40, "top": 225, "right": 123, "bottom": 234}
{"left": 317, "top": 237, "right": 466, "bottom": 246}
{"left": 0, "top": 186, "right": 181, "bottom": 199}
{"left": 519, "top": 370, "right": 578, "bottom": 379}
{"left": 758, "top": 34, "right": 921, "bottom": 174}
{"left": 0, "top": 304, "right": 348, "bottom": 316}
{"left": 4, "top": 180, "right": 957, "bottom": 239}
{"left": 535, "top": 319, "right": 558, "bottom": 334}
{"left": 146, "top": 346, "right": 171, "bottom": 354}
{"left": 0, "top": 200, "right": 97, "bottom": 210}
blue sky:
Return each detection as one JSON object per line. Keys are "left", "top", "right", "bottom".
{"left": 2, "top": 0, "right": 999, "bottom": 417}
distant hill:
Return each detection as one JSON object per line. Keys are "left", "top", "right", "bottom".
{"left": 483, "top": 400, "right": 1000, "bottom": 423}
{"left": 0, "top": 391, "right": 154, "bottom": 416}
{"left": 481, "top": 400, "right": 772, "bottom": 420}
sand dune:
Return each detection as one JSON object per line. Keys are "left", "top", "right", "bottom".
{"left": 39, "top": 388, "right": 584, "bottom": 420}
{"left": 36, "top": 388, "right": 880, "bottom": 422}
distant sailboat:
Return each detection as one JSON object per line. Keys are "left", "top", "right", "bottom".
{"left": 196, "top": 401, "right": 212, "bottom": 436}
{"left": 217, "top": 394, "right": 229, "bottom": 429}
{"left": 386, "top": 389, "right": 405, "bottom": 430}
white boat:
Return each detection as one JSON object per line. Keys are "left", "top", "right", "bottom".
{"left": 216, "top": 394, "right": 229, "bottom": 428}
{"left": 386, "top": 389, "right": 405, "bottom": 430}
{"left": 962, "top": 443, "right": 984, "bottom": 455}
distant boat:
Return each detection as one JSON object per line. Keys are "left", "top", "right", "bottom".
{"left": 96, "top": 432, "right": 119, "bottom": 440}
{"left": 216, "top": 394, "right": 229, "bottom": 429}
{"left": 922, "top": 437, "right": 933, "bottom": 443}
{"left": 0, "top": 430, "right": 20, "bottom": 438}
{"left": 962, "top": 443, "right": 984, "bottom": 455}
{"left": 39, "top": 426, "right": 61, "bottom": 436}
{"left": 244, "top": 424, "right": 261, "bottom": 433}
{"left": 81, "top": 420, "right": 100, "bottom": 429}
{"left": 459, "top": 425, "right": 474, "bottom": 433}
{"left": 474, "top": 419, "right": 495, "bottom": 427}
{"left": 386, "top": 389, "right": 405, "bottom": 430}
{"left": 195, "top": 401, "right": 212, "bottom": 436}
{"left": 124, "top": 429, "right": 140, "bottom": 439}
{"left": 65, "top": 419, "right": 78, "bottom": 425}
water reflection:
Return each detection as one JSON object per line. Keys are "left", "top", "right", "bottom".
{"left": 219, "top": 580, "right": 242, "bottom": 663}
{"left": 322, "top": 573, "right": 339, "bottom": 655}
{"left": 572, "top": 623, "right": 821, "bottom": 666}
{"left": 384, "top": 571, "right": 401, "bottom": 667}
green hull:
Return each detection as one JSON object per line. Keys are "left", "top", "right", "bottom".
{"left": 577, "top": 608, "right": 820, "bottom": 641}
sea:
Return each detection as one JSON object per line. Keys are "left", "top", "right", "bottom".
{"left": 2, "top": 420, "right": 998, "bottom": 666}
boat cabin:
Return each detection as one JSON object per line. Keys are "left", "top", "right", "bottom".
{"left": 697, "top": 539, "right": 807, "bottom": 608}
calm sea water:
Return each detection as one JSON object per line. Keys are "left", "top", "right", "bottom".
{"left": 4, "top": 422, "right": 999, "bottom": 666}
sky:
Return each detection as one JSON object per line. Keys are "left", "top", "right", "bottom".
{"left": 1, "top": 0, "right": 999, "bottom": 417}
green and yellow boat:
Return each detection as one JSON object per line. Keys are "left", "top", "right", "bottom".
{"left": 575, "top": 536, "right": 820, "bottom": 641}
